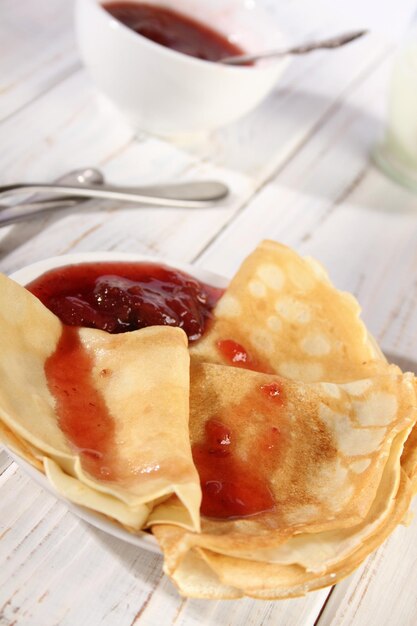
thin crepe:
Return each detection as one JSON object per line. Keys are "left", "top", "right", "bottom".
{"left": 168, "top": 466, "right": 411, "bottom": 600}
{"left": 154, "top": 467, "right": 412, "bottom": 599}
{"left": 153, "top": 363, "right": 417, "bottom": 598}
{"left": 0, "top": 273, "right": 201, "bottom": 531}
{"left": 189, "top": 363, "right": 416, "bottom": 534}
{"left": 2, "top": 240, "right": 417, "bottom": 601}
{"left": 190, "top": 240, "right": 385, "bottom": 383}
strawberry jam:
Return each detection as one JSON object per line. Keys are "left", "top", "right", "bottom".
{"left": 27, "top": 262, "right": 223, "bottom": 341}
{"left": 216, "top": 339, "right": 251, "bottom": 367}
{"left": 45, "top": 325, "right": 117, "bottom": 481}
{"left": 191, "top": 377, "right": 291, "bottom": 519}
{"left": 260, "top": 382, "right": 285, "bottom": 405}
{"left": 192, "top": 417, "right": 275, "bottom": 519}
{"left": 103, "top": 2, "right": 246, "bottom": 63}
{"left": 216, "top": 339, "right": 273, "bottom": 373}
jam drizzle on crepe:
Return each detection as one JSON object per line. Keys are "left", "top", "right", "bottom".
{"left": 45, "top": 326, "right": 116, "bottom": 481}
{"left": 260, "top": 382, "right": 285, "bottom": 405}
{"left": 216, "top": 339, "right": 273, "bottom": 373}
{"left": 192, "top": 382, "right": 286, "bottom": 519}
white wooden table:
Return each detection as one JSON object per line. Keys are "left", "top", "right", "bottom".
{"left": 1, "top": 1, "right": 417, "bottom": 624}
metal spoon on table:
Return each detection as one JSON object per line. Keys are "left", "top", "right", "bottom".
{"left": 0, "top": 179, "right": 229, "bottom": 207}
{"left": 0, "top": 168, "right": 229, "bottom": 227}
{"left": 0, "top": 167, "right": 104, "bottom": 227}
{"left": 220, "top": 29, "right": 368, "bottom": 66}
{"left": 0, "top": 167, "right": 103, "bottom": 210}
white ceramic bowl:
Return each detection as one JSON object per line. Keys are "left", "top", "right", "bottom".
{"left": 7, "top": 251, "right": 228, "bottom": 550}
{"left": 75, "top": 0, "right": 288, "bottom": 135}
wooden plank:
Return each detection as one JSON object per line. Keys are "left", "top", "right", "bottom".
{"left": 0, "top": 34, "right": 389, "bottom": 276}
{"left": 0, "top": 0, "right": 80, "bottom": 122}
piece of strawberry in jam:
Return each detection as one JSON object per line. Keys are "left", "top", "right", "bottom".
{"left": 27, "top": 262, "right": 223, "bottom": 341}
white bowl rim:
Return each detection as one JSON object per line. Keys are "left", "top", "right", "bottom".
{"left": 7, "top": 251, "right": 229, "bottom": 552}
{"left": 86, "top": 0, "right": 285, "bottom": 74}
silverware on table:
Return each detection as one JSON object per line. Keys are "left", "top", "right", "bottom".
{"left": 220, "top": 29, "right": 368, "bottom": 66}
{"left": 0, "top": 167, "right": 103, "bottom": 227}
{"left": 0, "top": 168, "right": 103, "bottom": 210}
{"left": 0, "top": 180, "right": 229, "bottom": 207}
{"left": 0, "top": 168, "right": 229, "bottom": 227}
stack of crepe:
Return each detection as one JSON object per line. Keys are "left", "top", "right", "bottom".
{"left": 1, "top": 240, "right": 417, "bottom": 600}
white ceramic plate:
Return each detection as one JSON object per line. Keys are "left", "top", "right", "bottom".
{"left": 4, "top": 252, "right": 228, "bottom": 552}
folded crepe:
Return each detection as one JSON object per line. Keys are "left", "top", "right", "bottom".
{"left": 1, "top": 239, "right": 417, "bottom": 601}
{"left": 154, "top": 463, "right": 411, "bottom": 599}
{"left": 190, "top": 240, "right": 385, "bottom": 383}
{"left": 152, "top": 363, "right": 417, "bottom": 598}
{"left": 0, "top": 273, "right": 201, "bottom": 532}
{"left": 155, "top": 239, "right": 417, "bottom": 598}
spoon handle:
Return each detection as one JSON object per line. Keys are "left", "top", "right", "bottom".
{"left": 0, "top": 199, "right": 79, "bottom": 227}
{"left": 221, "top": 29, "right": 367, "bottom": 65}
{"left": 0, "top": 180, "right": 229, "bottom": 208}
{"left": 0, "top": 168, "right": 97, "bottom": 214}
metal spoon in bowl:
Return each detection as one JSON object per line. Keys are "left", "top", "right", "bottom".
{"left": 220, "top": 29, "right": 368, "bottom": 66}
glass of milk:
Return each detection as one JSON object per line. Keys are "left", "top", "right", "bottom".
{"left": 373, "top": 33, "right": 417, "bottom": 192}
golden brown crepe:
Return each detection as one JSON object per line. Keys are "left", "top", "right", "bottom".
{"left": 189, "top": 363, "right": 415, "bottom": 532}
{"left": 1, "top": 239, "right": 417, "bottom": 601}
{"left": 400, "top": 412, "right": 417, "bottom": 494}
{"left": 154, "top": 464, "right": 412, "bottom": 599}
{"left": 154, "top": 240, "right": 417, "bottom": 598}
{"left": 152, "top": 362, "right": 417, "bottom": 598}
{"left": 0, "top": 273, "right": 201, "bottom": 532}
{"left": 190, "top": 240, "right": 385, "bottom": 383}
{"left": 163, "top": 462, "right": 411, "bottom": 600}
